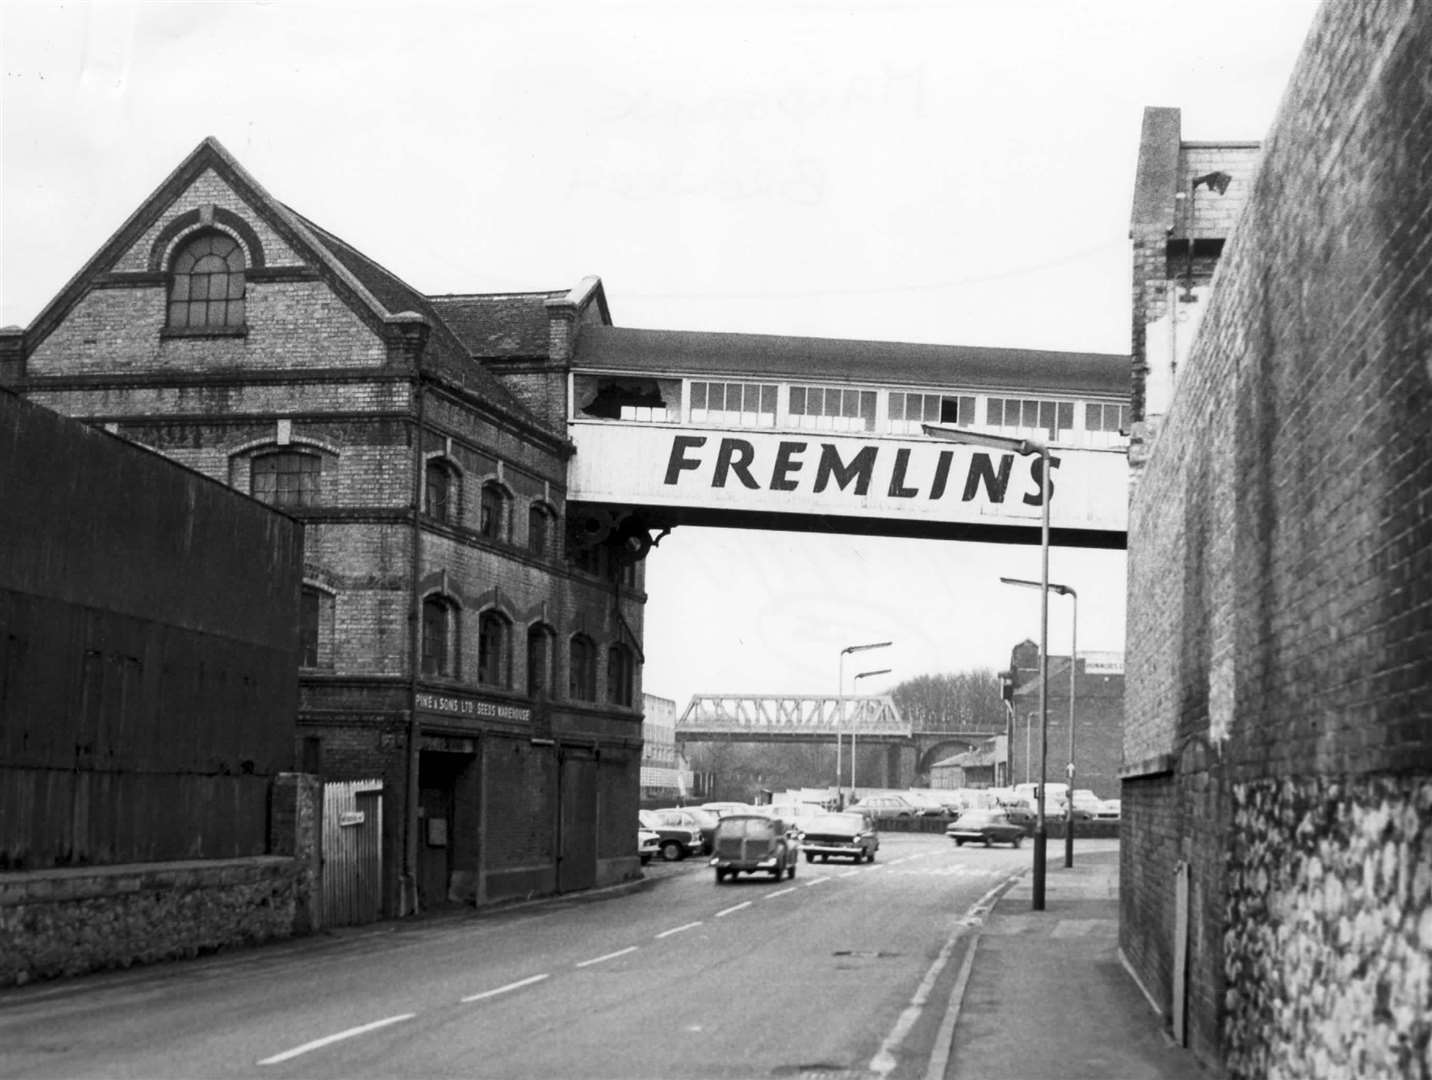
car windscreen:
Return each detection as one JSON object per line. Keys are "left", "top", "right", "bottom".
{"left": 715, "top": 816, "right": 778, "bottom": 839}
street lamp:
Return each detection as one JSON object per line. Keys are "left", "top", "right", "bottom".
{"left": 923, "top": 423, "right": 1051, "bottom": 911}
{"left": 1003, "top": 576, "right": 1077, "bottom": 869}
{"left": 851, "top": 667, "right": 892, "bottom": 796}
{"left": 838, "top": 641, "right": 892, "bottom": 808}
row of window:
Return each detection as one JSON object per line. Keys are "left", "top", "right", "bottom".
{"left": 419, "top": 596, "right": 636, "bottom": 706}
{"left": 576, "top": 374, "right": 1132, "bottom": 448}
{"left": 247, "top": 449, "right": 563, "bottom": 559}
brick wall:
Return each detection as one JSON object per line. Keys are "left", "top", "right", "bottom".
{"left": 1124, "top": 2, "right": 1432, "bottom": 1075}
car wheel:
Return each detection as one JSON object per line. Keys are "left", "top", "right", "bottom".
{"left": 1012, "top": 835, "right": 1022, "bottom": 848}
{"left": 820, "top": 854, "right": 829, "bottom": 863}
{"left": 867, "top": 848, "right": 877, "bottom": 863}
{"left": 640, "top": 854, "right": 651, "bottom": 865}
{"left": 983, "top": 836, "right": 993, "bottom": 847}
{"left": 788, "top": 859, "right": 797, "bottom": 880}
{"left": 714, "top": 868, "right": 726, "bottom": 884}
{"left": 805, "top": 852, "right": 815, "bottom": 863}
{"left": 661, "top": 840, "right": 684, "bottom": 862}
{"left": 770, "top": 860, "right": 783, "bottom": 881}
{"left": 954, "top": 838, "right": 965, "bottom": 847}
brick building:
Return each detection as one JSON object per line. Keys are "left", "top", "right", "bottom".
{"left": 0, "top": 138, "right": 647, "bottom": 916}
{"left": 1004, "top": 640, "right": 1124, "bottom": 799}
{"left": 1122, "top": 4, "right": 1432, "bottom": 1075}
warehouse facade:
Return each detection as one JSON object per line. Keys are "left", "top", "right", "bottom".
{"left": 0, "top": 138, "right": 647, "bottom": 916}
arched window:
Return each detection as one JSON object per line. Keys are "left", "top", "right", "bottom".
{"left": 528, "top": 503, "right": 552, "bottom": 557}
{"left": 421, "top": 595, "right": 459, "bottom": 677}
{"left": 252, "top": 450, "right": 321, "bottom": 507}
{"left": 607, "top": 644, "right": 635, "bottom": 707}
{"left": 168, "top": 231, "right": 245, "bottom": 331}
{"left": 477, "top": 610, "right": 511, "bottom": 687}
{"left": 425, "top": 459, "right": 461, "bottom": 524}
{"left": 527, "top": 623, "right": 555, "bottom": 697}
{"left": 569, "top": 634, "right": 596, "bottom": 702}
{"left": 480, "top": 482, "right": 509, "bottom": 541}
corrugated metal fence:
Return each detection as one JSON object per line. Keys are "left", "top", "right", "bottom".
{"left": 321, "top": 780, "right": 383, "bottom": 927}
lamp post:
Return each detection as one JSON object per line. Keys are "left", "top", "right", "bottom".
{"left": 838, "top": 641, "right": 892, "bottom": 809}
{"left": 923, "top": 423, "right": 1051, "bottom": 911}
{"left": 1002, "top": 576, "right": 1077, "bottom": 868}
{"left": 851, "top": 667, "right": 892, "bottom": 796}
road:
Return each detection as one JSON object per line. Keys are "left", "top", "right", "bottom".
{"left": 0, "top": 833, "right": 1029, "bottom": 1080}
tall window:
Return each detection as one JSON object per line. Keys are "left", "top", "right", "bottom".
{"left": 480, "top": 482, "right": 508, "bottom": 540}
{"left": 527, "top": 624, "right": 554, "bottom": 697}
{"left": 252, "top": 451, "right": 320, "bottom": 507}
{"left": 477, "top": 611, "right": 511, "bottom": 687}
{"left": 168, "top": 231, "right": 245, "bottom": 331}
{"left": 299, "top": 587, "right": 321, "bottom": 668}
{"left": 984, "top": 397, "right": 1075, "bottom": 441}
{"left": 421, "top": 595, "right": 458, "bottom": 677}
{"left": 689, "top": 381, "right": 777, "bottom": 427}
{"left": 424, "top": 459, "right": 460, "bottom": 524}
{"left": 888, "top": 392, "right": 976, "bottom": 435}
{"left": 569, "top": 634, "right": 596, "bottom": 702}
{"left": 528, "top": 504, "right": 551, "bottom": 557}
{"left": 606, "top": 644, "right": 635, "bottom": 707}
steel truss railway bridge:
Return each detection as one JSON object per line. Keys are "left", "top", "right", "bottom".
{"left": 675, "top": 693, "right": 1004, "bottom": 788}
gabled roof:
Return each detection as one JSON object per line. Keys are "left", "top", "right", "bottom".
{"left": 429, "top": 292, "right": 564, "bottom": 358}
{"left": 23, "top": 136, "right": 549, "bottom": 431}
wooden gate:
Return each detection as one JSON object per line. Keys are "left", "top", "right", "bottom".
{"left": 321, "top": 780, "right": 384, "bottom": 927}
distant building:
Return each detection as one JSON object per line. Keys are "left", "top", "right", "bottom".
{"left": 1003, "top": 640, "right": 1123, "bottom": 798}
{"left": 928, "top": 736, "right": 1006, "bottom": 789}
{"left": 640, "top": 693, "right": 691, "bottom": 804}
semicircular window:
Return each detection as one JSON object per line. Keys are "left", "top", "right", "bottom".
{"left": 168, "top": 231, "right": 246, "bottom": 331}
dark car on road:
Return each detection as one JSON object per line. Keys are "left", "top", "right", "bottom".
{"left": 710, "top": 814, "right": 800, "bottom": 882}
{"left": 800, "top": 812, "right": 879, "bottom": 864}
{"left": 946, "top": 809, "right": 1026, "bottom": 848}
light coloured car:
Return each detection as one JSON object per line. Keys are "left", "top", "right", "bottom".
{"left": 848, "top": 793, "right": 920, "bottom": 818}
{"left": 638, "top": 827, "right": 660, "bottom": 865}
{"left": 801, "top": 812, "right": 879, "bottom": 863}
{"left": 638, "top": 809, "right": 703, "bottom": 861}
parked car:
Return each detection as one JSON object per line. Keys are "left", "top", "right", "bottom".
{"left": 638, "top": 809, "right": 703, "bottom": 861}
{"left": 699, "top": 802, "right": 753, "bottom": 818}
{"left": 649, "top": 807, "right": 719, "bottom": 854}
{"left": 946, "top": 809, "right": 1025, "bottom": 848}
{"left": 638, "top": 827, "right": 660, "bottom": 865}
{"left": 847, "top": 793, "right": 920, "bottom": 819}
{"left": 1095, "top": 798, "right": 1121, "bottom": 820}
{"left": 710, "top": 814, "right": 800, "bottom": 882}
{"left": 800, "top": 812, "right": 879, "bottom": 863}
{"left": 1057, "top": 789, "right": 1105, "bottom": 822}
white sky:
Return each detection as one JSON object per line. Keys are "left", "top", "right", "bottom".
{"left": 1, "top": 1, "right": 1321, "bottom": 708}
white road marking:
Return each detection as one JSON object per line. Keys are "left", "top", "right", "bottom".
{"left": 869, "top": 875, "right": 1018, "bottom": 1078}
{"left": 765, "top": 887, "right": 798, "bottom": 899}
{"left": 656, "top": 921, "right": 702, "bottom": 939}
{"left": 575, "top": 946, "right": 637, "bottom": 968}
{"left": 715, "top": 901, "right": 752, "bottom": 917}
{"left": 924, "top": 936, "right": 979, "bottom": 1080}
{"left": 460, "top": 972, "right": 550, "bottom": 1003}
{"left": 837, "top": 869, "right": 861, "bottom": 878}
{"left": 257, "top": 1013, "right": 415, "bottom": 1065}
{"left": 802, "top": 876, "right": 831, "bottom": 887}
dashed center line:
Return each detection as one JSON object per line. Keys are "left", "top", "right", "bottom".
{"left": 460, "top": 973, "right": 550, "bottom": 1003}
{"left": 715, "top": 901, "right": 752, "bottom": 917}
{"left": 838, "top": 869, "right": 861, "bottom": 878}
{"left": 765, "top": 886, "right": 798, "bottom": 899}
{"left": 575, "top": 946, "right": 637, "bottom": 968}
{"left": 656, "top": 921, "right": 702, "bottom": 939}
{"left": 257, "top": 1013, "right": 415, "bottom": 1066}
{"left": 803, "top": 876, "right": 831, "bottom": 887}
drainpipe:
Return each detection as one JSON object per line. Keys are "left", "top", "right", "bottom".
{"left": 403, "top": 372, "right": 424, "bottom": 917}
{"left": 391, "top": 312, "right": 429, "bottom": 918}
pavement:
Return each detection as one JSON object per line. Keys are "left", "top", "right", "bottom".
{"left": 942, "top": 844, "right": 1213, "bottom": 1080}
